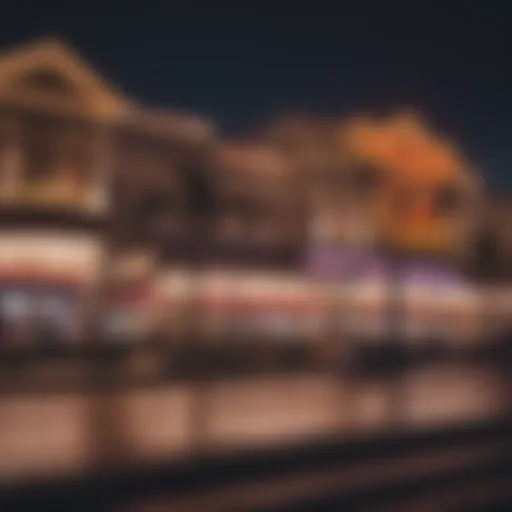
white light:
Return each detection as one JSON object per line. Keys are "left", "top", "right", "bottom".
{"left": 0, "top": 231, "right": 102, "bottom": 276}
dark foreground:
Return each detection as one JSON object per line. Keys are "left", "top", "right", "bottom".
{"left": 1, "top": 415, "right": 512, "bottom": 511}
{"left": 1, "top": 356, "right": 512, "bottom": 510}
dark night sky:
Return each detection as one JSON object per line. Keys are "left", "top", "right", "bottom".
{"left": 1, "top": 2, "right": 511, "bottom": 191}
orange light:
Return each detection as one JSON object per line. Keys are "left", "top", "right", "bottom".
{"left": 343, "top": 112, "right": 470, "bottom": 253}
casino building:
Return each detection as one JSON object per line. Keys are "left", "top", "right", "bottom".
{"left": 0, "top": 38, "right": 498, "bottom": 367}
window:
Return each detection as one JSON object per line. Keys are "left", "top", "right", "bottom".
{"left": 350, "top": 164, "right": 382, "bottom": 195}
{"left": 434, "top": 183, "right": 464, "bottom": 216}
{"left": 17, "top": 68, "right": 77, "bottom": 99}
{"left": 309, "top": 212, "right": 338, "bottom": 243}
{"left": 23, "top": 117, "right": 54, "bottom": 179}
{"left": 217, "top": 214, "right": 245, "bottom": 240}
{"left": 253, "top": 221, "right": 278, "bottom": 244}
{"left": 0, "top": 290, "right": 29, "bottom": 321}
{"left": 137, "top": 192, "right": 171, "bottom": 223}
{"left": 22, "top": 115, "right": 87, "bottom": 184}
{"left": 394, "top": 187, "right": 418, "bottom": 216}
{"left": 184, "top": 166, "right": 215, "bottom": 219}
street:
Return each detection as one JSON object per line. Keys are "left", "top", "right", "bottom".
{"left": 0, "top": 361, "right": 508, "bottom": 482}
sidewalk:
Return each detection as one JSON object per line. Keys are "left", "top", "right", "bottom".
{"left": 0, "top": 361, "right": 507, "bottom": 483}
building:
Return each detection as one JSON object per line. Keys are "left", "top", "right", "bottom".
{"left": 470, "top": 196, "right": 512, "bottom": 341}
{"left": 0, "top": 38, "right": 215, "bottom": 353}
{"left": 0, "top": 38, "right": 493, "bottom": 366}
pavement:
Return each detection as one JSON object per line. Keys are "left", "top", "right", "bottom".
{"left": 0, "top": 361, "right": 509, "bottom": 483}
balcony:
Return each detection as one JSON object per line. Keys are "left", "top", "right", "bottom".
{"left": 0, "top": 178, "right": 108, "bottom": 231}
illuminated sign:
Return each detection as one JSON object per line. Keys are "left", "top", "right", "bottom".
{"left": 305, "top": 245, "right": 387, "bottom": 279}
{"left": 400, "top": 261, "right": 464, "bottom": 289}
{"left": 0, "top": 231, "right": 103, "bottom": 282}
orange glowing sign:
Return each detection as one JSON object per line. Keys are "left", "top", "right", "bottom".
{"left": 342, "top": 112, "right": 472, "bottom": 253}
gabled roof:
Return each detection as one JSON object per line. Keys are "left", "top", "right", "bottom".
{"left": 0, "top": 37, "right": 133, "bottom": 120}
{"left": 0, "top": 38, "right": 216, "bottom": 143}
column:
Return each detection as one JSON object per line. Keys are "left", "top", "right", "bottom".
{"left": 0, "top": 118, "right": 23, "bottom": 204}
{"left": 83, "top": 124, "right": 129, "bottom": 467}
{"left": 87, "top": 122, "right": 112, "bottom": 215}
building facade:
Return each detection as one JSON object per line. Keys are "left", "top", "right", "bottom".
{"left": 0, "top": 38, "right": 215, "bottom": 353}
{"left": 0, "top": 38, "right": 501, "bottom": 365}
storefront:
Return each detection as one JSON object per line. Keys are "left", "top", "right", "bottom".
{"left": 156, "top": 266, "right": 323, "bottom": 370}
{"left": 0, "top": 230, "right": 104, "bottom": 352}
{"left": 480, "top": 285, "right": 512, "bottom": 346}
{"left": 101, "top": 250, "right": 157, "bottom": 346}
{"left": 346, "top": 277, "right": 388, "bottom": 342}
{"left": 102, "top": 285, "right": 156, "bottom": 345}
{"left": 401, "top": 262, "right": 481, "bottom": 353}
{"left": 304, "top": 245, "right": 487, "bottom": 362}
{"left": 305, "top": 245, "right": 390, "bottom": 351}
{"left": 232, "top": 273, "right": 322, "bottom": 345}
